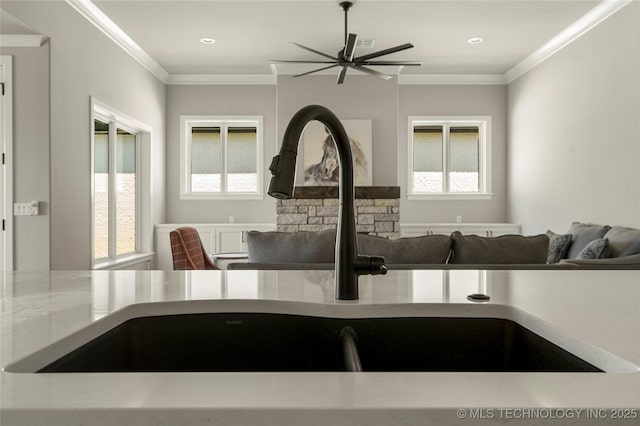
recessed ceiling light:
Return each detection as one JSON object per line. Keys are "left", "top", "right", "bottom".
{"left": 468, "top": 37, "right": 484, "bottom": 44}
{"left": 200, "top": 37, "right": 216, "bottom": 44}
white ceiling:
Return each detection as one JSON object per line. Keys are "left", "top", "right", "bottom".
{"left": 0, "top": 9, "right": 40, "bottom": 34}
{"left": 2, "top": 0, "right": 628, "bottom": 81}
{"left": 87, "top": 0, "right": 605, "bottom": 77}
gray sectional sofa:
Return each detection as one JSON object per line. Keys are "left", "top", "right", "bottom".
{"left": 228, "top": 222, "right": 640, "bottom": 270}
{"left": 550, "top": 222, "right": 640, "bottom": 269}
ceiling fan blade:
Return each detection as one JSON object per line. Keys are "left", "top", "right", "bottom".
{"left": 271, "top": 60, "right": 338, "bottom": 64}
{"left": 362, "top": 61, "right": 423, "bottom": 66}
{"left": 292, "top": 42, "right": 338, "bottom": 61}
{"left": 337, "top": 66, "right": 348, "bottom": 85}
{"left": 352, "top": 65, "right": 393, "bottom": 80}
{"left": 293, "top": 64, "right": 339, "bottom": 78}
{"left": 354, "top": 43, "right": 414, "bottom": 62}
{"left": 343, "top": 33, "right": 358, "bottom": 61}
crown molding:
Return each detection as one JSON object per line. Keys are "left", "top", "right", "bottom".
{"left": 398, "top": 74, "right": 506, "bottom": 85}
{"left": 167, "top": 74, "right": 277, "bottom": 85}
{"left": 65, "top": 0, "right": 169, "bottom": 83}
{"left": 504, "top": 0, "right": 633, "bottom": 83}
{"left": 0, "top": 34, "right": 48, "bottom": 47}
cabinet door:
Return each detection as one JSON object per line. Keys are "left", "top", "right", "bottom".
{"left": 429, "top": 226, "right": 459, "bottom": 236}
{"left": 401, "top": 224, "right": 521, "bottom": 239}
{"left": 460, "top": 226, "right": 521, "bottom": 237}
{"left": 402, "top": 231, "right": 427, "bottom": 238}
{"left": 216, "top": 225, "right": 277, "bottom": 253}
{"left": 489, "top": 226, "right": 521, "bottom": 236}
{"left": 401, "top": 227, "right": 458, "bottom": 237}
{"left": 461, "top": 227, "right": 492, "bottom": 237}
{"left": 218, "top": 230, "right": 245, "bottom": 253}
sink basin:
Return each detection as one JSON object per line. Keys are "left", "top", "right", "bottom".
{"left": 6, "top": 301, "right": 635, "bottom": 373}
{"left": 37, "top": 313, "right": 600, "bottom": 373}
{"left": 40, "top": 313, "right": 347, "bottom": 372}
{"left": 347, "top": 316, "right": 601, "bottom": 372}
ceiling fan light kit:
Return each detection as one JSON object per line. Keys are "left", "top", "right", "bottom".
{"left": 271, "top": 1, "right": 422, "bottom": 85}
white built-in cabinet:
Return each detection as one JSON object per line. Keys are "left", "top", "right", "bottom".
{"left": 400, "top": 223, "right": 521, "bottom": 238}
{"left": 155, "top": 224, "right": 276, "bottom": 270}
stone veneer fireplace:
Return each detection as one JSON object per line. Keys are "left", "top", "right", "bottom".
{"left": 275, "top": 186, "right": 400, "bottom": 239}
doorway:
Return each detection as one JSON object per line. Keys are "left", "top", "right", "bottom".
{"left": 1, "top": 56, "right": 13, "bottom": 271}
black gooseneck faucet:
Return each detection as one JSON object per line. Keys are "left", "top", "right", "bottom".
{"left": 268, "top": 105, "right": 387, "bottom": 300}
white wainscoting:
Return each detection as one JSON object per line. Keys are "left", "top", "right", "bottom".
{"left": 400, "top": 223, "right": 521, "bottom": 238}
{"left": 156, "top": 223, "right": 276, "bottom": 270}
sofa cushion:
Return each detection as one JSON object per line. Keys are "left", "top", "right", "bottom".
{"left": 566, "top": 222, "right": 612, "bottom": 259}
{"left": 247, "top": 230, "right": 453, "bottom": 265}
{"left": 357, "top": 234, "right": 451, "bottom": 264}
{"left": 576, "top": 238, "right": 610, "bottom": 260}
{"left": 246, "top": 230, "right": 336, "bottom": 263}
{"left": 546, "top": 230, "right": 572, "bottom": 264}
{"left": 603, "top": 226, "right": 640, "bottom": 258}
{"left": 450, "top": 231, "right": 549, "bottom": 264}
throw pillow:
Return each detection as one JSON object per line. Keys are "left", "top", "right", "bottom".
{"left": 603, "top": 226, "right": 640, "bottom": 258}
{"left": 566, "top": 222, "right": 612, "bottom": 259}
{"left": 357, "top": 233, "right": 452, "bottom": 264}
{"left": 576, "top": 238, "right": 610, "bottom": 260}
{"left": 546, "top": 230, "right": 572, "bottom": 263}
{"left": 449, "top": 231, "right": 549, "bottom": 264}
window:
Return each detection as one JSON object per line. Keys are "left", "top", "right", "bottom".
{"left": 180, "top": 116, "right": 263, "bottom": 199}
{"left": 92, "top": 99, "right": 152, "bottom": 268}
{"left": 408, "top": 116, "right": 491, "bottom": 199}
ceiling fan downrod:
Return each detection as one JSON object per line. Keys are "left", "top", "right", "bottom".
{"left": 340, "top": 1, "right": 353, "bottom": 46}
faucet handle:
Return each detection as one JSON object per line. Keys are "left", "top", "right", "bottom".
{"left": 355, "top": 255, "right": 386, "bottom": 276}
{"left": 268, "top": 155, "right": 280, "bottom": 175}
{"left": 368, "top": 256, "right": 387, "bottom": 275}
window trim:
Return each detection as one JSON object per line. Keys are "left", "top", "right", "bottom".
{"left": 91, "top": 98, "right": 152, "bottom": 269}
{"left": 179, "top": 115, "right": 264, "bottom": 200}
{"left": 407, "top": 115, "right": 492, "bottom": 200}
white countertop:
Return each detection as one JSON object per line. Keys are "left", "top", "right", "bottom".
{"left": 1, "top": 270, "right": 639, "bottom": 425}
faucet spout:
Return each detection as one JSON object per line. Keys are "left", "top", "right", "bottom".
{"left": 268, "top": 105, "right": 386, "bottom": 300}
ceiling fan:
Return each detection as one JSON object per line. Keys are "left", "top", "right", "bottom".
{"left": 271, "top": 1, "right": 422, "bottom": 84}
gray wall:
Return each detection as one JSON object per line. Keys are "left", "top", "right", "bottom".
{"left": 399, "top": 84, "right": 508, "bottom": 223}
{"left": 165, "top": 84, "right": 277, "bottom": 223}
{"left": 165, "top": 76, "right": 510, "bottom": 226}
{"left": 2, "top": 1, "right": 166, "bottom": 270}
{"left": 507, "top": 1, "right": 640, "bottom": 235}
{"left": 276, "top": 76, "right": 508, "bottom": 224}
{"left": 1, "top": 45, "right": 50, "bottom": 270}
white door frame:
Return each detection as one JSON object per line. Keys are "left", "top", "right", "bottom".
{"left": 1, "top": 56, "right": 13, "bottom": 271}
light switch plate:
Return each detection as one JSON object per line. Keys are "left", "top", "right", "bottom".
{"left": 14, "top": 201, "right": 39, "bottom": 216}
